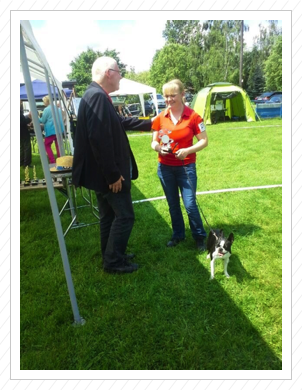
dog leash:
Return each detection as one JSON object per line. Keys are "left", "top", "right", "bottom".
{"left": 182, "top": 160, "right": 217, "bottom": 236}
{"left": 166, "top": 144, "right": 217, "bottom": 238}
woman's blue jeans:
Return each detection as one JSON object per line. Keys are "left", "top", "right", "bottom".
{"left": 157, "top": 162, "right": 207, "bottom": 241}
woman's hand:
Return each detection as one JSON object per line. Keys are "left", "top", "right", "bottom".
{"left": 175, "top": 148, "right": 189, "bottom": 160}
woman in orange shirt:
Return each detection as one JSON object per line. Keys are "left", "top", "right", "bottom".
{"left": 151, "top": 79, "right": 208, "bottom": 251}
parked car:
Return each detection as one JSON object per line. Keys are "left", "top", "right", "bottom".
{"left": 264, "top": 94, "right": 282, "bottom": 103}
{"left": 185, "top": 92, "right": 193, "bottom": 103}
{"left": 254, "top": 91, "right": 282, "bottom": 103}
{"left": 142, "top": 101, "right": 153, "bottom": 116}
{"left": 127, "top": 103, "right": 141, "bottom": 116}
{"left": 149, "top": 93, "right": 166, "bottom": 110}
{"left": 127, "top": 101, "right": 153, "bottom": 117}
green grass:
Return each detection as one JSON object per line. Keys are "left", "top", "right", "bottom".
{"left": 20, "top": 119, "right": 282, "bottom": 370}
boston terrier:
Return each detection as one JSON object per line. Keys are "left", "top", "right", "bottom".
{"left": 206, "top": 229, "right": 234, "bottom": 280}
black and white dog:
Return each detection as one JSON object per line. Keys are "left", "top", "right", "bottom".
{"left": 206, "top": 229, "right": 234, "bottom": 279}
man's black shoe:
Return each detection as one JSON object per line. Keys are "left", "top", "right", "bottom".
{"left": 123, "top": 253, "right": 135, "bottom": 260}
{"left": 167, "top": 238, "right": 184, "bottom": 247}
{"left": 104, "top": 262, "right": 139, "bottom": 274}
{"left": 196, "top": 239, "right": 206, "bottom": 252}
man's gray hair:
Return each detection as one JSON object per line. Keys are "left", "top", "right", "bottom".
{"left": 92, "top": 57, "right": 117, "bottom": 83}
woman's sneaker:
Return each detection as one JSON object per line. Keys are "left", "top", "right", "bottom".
{"left": 196, "top": 238, "right": 206, "bottom": 252}
{"left": 167, "top": 238, "right": 184, "bottom": 247}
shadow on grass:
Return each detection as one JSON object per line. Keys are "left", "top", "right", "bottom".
{"left": 20, "top": 182, "right": 281, "bottom": 371}
{"left": 114, "top": 185, "right": 281, "bottom": 370}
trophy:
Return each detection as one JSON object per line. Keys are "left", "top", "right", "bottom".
{"left": 31, "top": 165, "right": 38, "bottom": 185}
{"left": 24, "top": 166, "right": 30, "bottom": 186}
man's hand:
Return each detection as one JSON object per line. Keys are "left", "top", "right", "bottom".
{"left": 109, "top": 176, "right": 125, "bottom": 193}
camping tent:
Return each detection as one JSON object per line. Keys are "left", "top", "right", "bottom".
{"left": 110, "top": 78, "right": 158, "bottom": 116}
{"left": 20, "top": 79, "right": 72, "bottom": 100}
{"left": 191, "top": 82, "right": 256, "bottom": 125}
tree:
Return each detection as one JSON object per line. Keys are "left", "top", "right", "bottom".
{"left": 243, "top": 21, "right": 281, "bottom": 97}
{"left": 68, "top": 48, "right": 127, "bottom": 96}
{"left": 254, "top": 21, "right": 281, "bottom": 62}
{"left": 247, "top": 63, "right": 266, "bottom": 99}
{"left": 125, "top": 68, "right": 151, "bottom": 86}
{"left": 163, "top": 20, "right": 201, "bottom": 45}
{"left": 149, "top": 44, "right": 191, "bottom": 92}
{"left": 199, "top": 20, "right": 242, "bottom": 86}
{"left": 264, "top": 35, "right": 282, "bottom": 91}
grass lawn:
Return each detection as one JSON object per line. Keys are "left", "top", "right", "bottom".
{"left": 20, "top": 118, "right": 282, "bottom": 370}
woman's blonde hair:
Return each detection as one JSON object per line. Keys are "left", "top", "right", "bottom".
{"left": 162, "top": 79, "right": 185, "bottom": 95}
{"left": 42, "top": 95, "right": 50, "bottom": 105}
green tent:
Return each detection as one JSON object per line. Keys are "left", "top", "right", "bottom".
{"left": 191, "top": 82, "right": 256, "bottom": 125}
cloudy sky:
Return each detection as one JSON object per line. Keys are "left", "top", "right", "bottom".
{"left": 29, "top": 19, "right": 277, "bottom": 82}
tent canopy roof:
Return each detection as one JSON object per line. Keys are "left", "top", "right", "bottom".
{"left": 110, "top": 78, "right": 158, "bottom": 116}
{"left": 207, "top": 82, "right": 233, "bottom": 87}
{"left": 109, "top": 78, "right": 156, "bottom": 96}
{"left": 20, "top": 79, "right": 72, "bottom": 100}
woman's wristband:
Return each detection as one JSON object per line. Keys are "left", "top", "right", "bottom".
{"left": 151, "top": 141, "right": 161, "bottom": 153}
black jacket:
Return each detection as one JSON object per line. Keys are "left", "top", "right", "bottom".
{"left": 72, "top": 82, "right": 151, "bottom": 193}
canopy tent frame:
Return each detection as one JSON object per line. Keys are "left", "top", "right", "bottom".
{"left": 20, "top": 21, "right": 84, "bottom": 326}
{"left": 110, "top": 78, "right": 159, "bottom": 116}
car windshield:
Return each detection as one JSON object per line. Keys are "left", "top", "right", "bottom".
{"left": 157, "top": 94, "right": 164, "bottom": 99}
{"left": 271, "top": 95, "right": 282, "bottom": 102}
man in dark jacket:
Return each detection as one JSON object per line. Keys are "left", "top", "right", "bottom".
{"left": 72, "top": 57, "right": 152, "bottom": 274}
{"left": 20, "top": 101, "right": 32, "bottom": 168}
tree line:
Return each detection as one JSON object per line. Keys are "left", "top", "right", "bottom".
{"left": 67, "top": 20, "right": 282, "bottom": 99}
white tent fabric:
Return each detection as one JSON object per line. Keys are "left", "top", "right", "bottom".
{"left": 110, "top": 78, "right": 158, "bottom": 116}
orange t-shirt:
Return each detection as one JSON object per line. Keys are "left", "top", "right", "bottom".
{"left": 152, "top": 105, "right": 205, "bottom": 166}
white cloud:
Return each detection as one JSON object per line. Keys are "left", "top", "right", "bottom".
{"left": 30, "top": 20, "right": 166, "bottom": 81}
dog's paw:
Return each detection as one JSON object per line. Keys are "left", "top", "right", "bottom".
{"left": 206, "top": 254, "right": 210, "bottom": 259}
{"left": 209, "top": 276, "right": 214, "bottom": 280}
{"left": 225, "top": 274, "right": 230, "bottom": 278}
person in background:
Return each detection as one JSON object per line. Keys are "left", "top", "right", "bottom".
{"left": 118, "top": 104, "right": 125, "bottom": 116}
{"left": 117, "top": 104, "right": 132, "bottom": 117}
{"left": 20, "top": 101, "right": 32, "bottom": 168}
{"left": 72, "top": 57, "right": 152, "bottom": 274}
{"left": 57, "top": 101, "right": 67, "bottom": 128}
{"left": 38, "top": 95, "right": 64, "bottom": 163}
{"left": 151, "top": 79, "right": 208, "bottom": 251}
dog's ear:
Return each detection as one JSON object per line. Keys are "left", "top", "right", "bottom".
{"left": 228, "top": 233, "right": 234, "bottom": 243}
{"left": 219, "top": 229, "right": 224, "bottom": 237}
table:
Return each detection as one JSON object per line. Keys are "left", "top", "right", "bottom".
{"left": 20, "top": 166, "right": 100, "bottom": 236}
{"left": 49, "top": 166, "right": 100, "bottom": 236}
{"left": 20, "top": 179, "right": 63, "bottom": 190}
